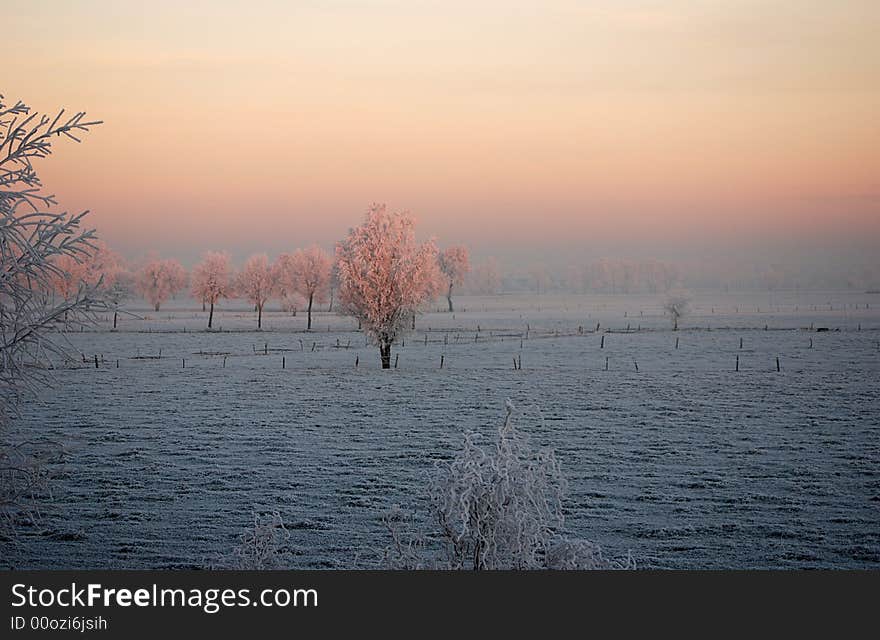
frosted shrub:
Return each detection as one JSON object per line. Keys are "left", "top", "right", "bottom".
{"left": 0, "top": 439, "right": 59, "bottom": 536}
{"left": 381, "top": 506, "right": 430, "bottom": 570}
{"left": 431, "top": 400, "right": 566, "bottom": 569}
{"left": 221, "top": 511, "right": 290, "bottom": 570}
{"left": 546, "top": 538, "right": 635, "bottom": 570}
{"left": 385, "top": 401, "right": 633, "bottom": 570}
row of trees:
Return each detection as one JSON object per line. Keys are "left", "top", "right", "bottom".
{"left": 47, "top": 218, "right": 472, "bottom": 343}
{"left": 135, "top": 238, "right": 468, "bottom": 333}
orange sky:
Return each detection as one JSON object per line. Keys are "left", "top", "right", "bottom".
{"left": 5, "top": 0, "right": 879, "bottom": 262}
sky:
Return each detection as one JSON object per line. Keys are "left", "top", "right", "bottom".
{"left": 4, "top": 0, "right": 879, "bottom": 267}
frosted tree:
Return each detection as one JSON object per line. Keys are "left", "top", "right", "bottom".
{"left": 83, "top": 241, "right": 122, "bottom": 289}
{"left": 136, "top": 258, "right": 186, "bottom": 312}
{"left": 50, "top": 241, "right": 122, "bottom": 313}
{"left": 235, "top": 253, "right": 276, "bottom": 329}
{"left": 279, "top": 291, "right": 305, "bottom": 316}
{"left": 191, "top": 251, "right": 233, "bottom": 329}
{"left": 48, "top": 254, "right": 89, "bottom": 304}
{"left": 1, "top": 92, "right": 101, "bottom": 531}
{"left": 663, "top": 290, "right": 691, "bottom": 331}
{"left": 272, "top": 253, "right": 298, "bottom": 315}
{"left": 282, "top": 246, "right": 331, "bottom": 330}
{"left": 438, "top": 246, "right": 470, "bottom": 312}
{"left": 336, "top": 203, "right": 440, "bottom": 368}
{"left": 327, "top": 262, "right": 340, "bottom": 312}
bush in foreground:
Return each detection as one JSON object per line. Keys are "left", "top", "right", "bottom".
{"left": 384, "top": 400, "right": 634, "bottom": 570}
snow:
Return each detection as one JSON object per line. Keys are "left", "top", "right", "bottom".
{"left": 2, "top": 291, "right": 878, "bottom": 569}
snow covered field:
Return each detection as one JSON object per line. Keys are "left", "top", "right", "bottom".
{"left": 3, "top": 291, "right": 879, "bottom": 569}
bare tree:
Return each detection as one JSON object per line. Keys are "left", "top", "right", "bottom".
{"left": 663, "top": 291, "right": 691, "bottom": 331}
{"left": 0, "top": 92, "right": 101, "bottom": 532}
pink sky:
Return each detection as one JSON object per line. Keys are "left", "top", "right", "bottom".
{"left": 6, "top": 1, "right": 879, "bottom": 262}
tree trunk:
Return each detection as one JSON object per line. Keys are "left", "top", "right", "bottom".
{"left": 154, "top": 302, "right": 160, "bottom": 312}
{"left": 673, "top": 314, "right": 678, "bottom": 331}
{"left": 380, "top": 342, "right": 392, "bottom": 369}
{"left": 208, "top": 301, "right": 215, "bottom": 329}
{"left": 113, "top": 311, "right": 117, "bottom": 329}
{"left": 411, "top": 313, "right": 416, "bottom": 331}
{"left": 447, "top": 283, "right": 454, "bottom": 312}
{"left": 257, "top": 303, "right": 262, "bottom": 329}
{"left": 328, "top": 288, "right": 334, "bottom": 312}
{"left": 307, "top": 293, "right": 314, "bottom": 330}
{"left": 202, "top": 300, "right": 206, "bottom": 312}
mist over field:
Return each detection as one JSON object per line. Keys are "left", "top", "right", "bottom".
{"left": 2, "top": 1, "right": 878, "bottom": 570}
{"left": 2, "top": 288, "right": 877, "bottom": 569}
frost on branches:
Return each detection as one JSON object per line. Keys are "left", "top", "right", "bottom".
{"left": 136, "top": 258, "right": 187, "bottom": 312}
{"left": 235, "top": 253, "right": 275, "bottom": 329}
{"left": 217, "top": 511, "right": 291, "bottom": 570}
{"left": 48, "top": 241, "right": 121, "bottom": 306}
{"left": 438, "top": 245, "right": 470, "bottom": 312}
{"left": 336, "top": 204, "right": 441, "bottom": 368}
{"left": 191, "top": 251, "right": 233, "bottom": 329}
{"left": 1, "top": 92, "right": 101, "bottom": 532}
{"left": 275, "top": 246, "right": 331, "bottom": 330}
{"left": 384, "top": 401, "right": 634, "bottom": 570}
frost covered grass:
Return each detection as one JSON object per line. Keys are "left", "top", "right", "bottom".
{"left": 1, "top": 292, "right": 878, "bottom": 569}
